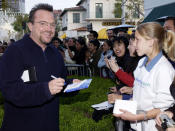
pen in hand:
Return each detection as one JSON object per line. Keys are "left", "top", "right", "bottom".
{"left": 51, "top": 75, "right": 57, "bottom": 79}
{"left": 51, "top": 75, "right": 66, "bottom": 86}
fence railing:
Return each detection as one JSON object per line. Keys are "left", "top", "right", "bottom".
{"left": 65, "top": 64, "right": 94, "bottom": 77}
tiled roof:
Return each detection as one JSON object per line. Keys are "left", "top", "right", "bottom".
{"left": 76, "top": 0, "right": 86, "bottom": 6}
{"left": 72, "top": 27, "right": 87, "bottom": 31}
{"left": 60, "top": 6, "right": 86, "bottom": 16}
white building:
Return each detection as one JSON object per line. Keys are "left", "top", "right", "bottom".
{"left": 60, "top": 0, "right": 143, "bottom": 38}
{"left": 0, "top": 0, "right": 25, "bottom": 42}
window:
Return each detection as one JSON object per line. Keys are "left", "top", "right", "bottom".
{"left": 96, "top": 3, "right": 103, "bottom": 18}
{"left": 114, "top": 3, "right": 122, "bottom": 18}
{"left": 73, "top": 13, "right": 80, "bottom": 23}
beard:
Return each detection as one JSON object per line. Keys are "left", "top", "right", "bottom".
{"left": 39, "top": 32, "right": 54, "bottom": 45}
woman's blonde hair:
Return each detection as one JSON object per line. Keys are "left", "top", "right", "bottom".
{"left": 136, "top": 22, "right": 175, "bottom": 61}
{"left": 163, "top": 30, "right": 175, "bottom": 61}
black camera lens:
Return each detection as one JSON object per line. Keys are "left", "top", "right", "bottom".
{"left": 161, "top": 122, "right": 168, "bottom": 130}
{"left": 107, "top": 56, "right": 111, "bottom": 59}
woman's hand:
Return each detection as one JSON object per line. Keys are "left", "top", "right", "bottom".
{"left": 109, "top": 87, "right": 118, "bottom": 93}
{"left": 113, "top": 109, "right": 138, "bottom": 121}
{"left": 108, "top": 93, "right": 122, "bottom": 103}
{"left": 108, "top": 58, "right": 119, "bottom": 73}
{"left": 104, "top": 57, "right": 110, "bottom": 69}
{"left": 120, "top": 86, "right": 133, "bottom": 94}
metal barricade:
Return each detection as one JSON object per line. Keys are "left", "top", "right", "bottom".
{"left": 65, "top": 64, "right": 94, "bottom": 77}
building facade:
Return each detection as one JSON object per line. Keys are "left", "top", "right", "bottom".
{"left": 0, "top": 0, "right": 25, "bottom": 13}
{"left": 60, "top": 0, "right": 143, "bottom": 38}
{"left": 0, "top": 0, "right": 25, "bottom": 42}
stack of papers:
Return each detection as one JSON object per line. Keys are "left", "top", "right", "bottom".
{"left": 91, "top": 101, "right": 114, "bottom": 110}
{"left": 64, "top": 79, "right": 92, "bottom": 93}
{"left": 113, "top": 100, "right": 137, "bottom": 114}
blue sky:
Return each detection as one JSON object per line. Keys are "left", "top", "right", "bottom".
{"left": 25, "top": 0, "right": 80, "bottom": 13}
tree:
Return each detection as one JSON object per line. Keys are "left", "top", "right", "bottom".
{"left": 12, "top": 14, "right": 29, "bottom": 35}
{"left": 113, "top": 0, "right": 144, "bottom": 22}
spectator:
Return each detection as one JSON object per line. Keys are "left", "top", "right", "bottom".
{"left": 71, "top": 37, "right": 88, "bottom": 64}
{"left": 85, "top": 49, "right": 91, "bottom": 65}
{"left": 98, "top": 39, "right": 113, "bottom": 78}
{"left": 52, "top": 37, "right": 62, "bottom": 48}
{"left": 87, "top": 30, "right": 98, "bottom": 41}
{"left": 51, "top": 37, "right": 65, "bottom": 58}
{"left": 114, "top": 22, "right": 175, "bottom": 131}
{"left": 163, "top": 30, "right": 175, "bottom": 68}
{"left": 88, "top": 39, "right": 102, "bottom": 76}
{"left": 106, "top": 29, "right": 115, "bottom": 41}
{"left": 107, "top": 34, "right": 141, "bottom": 102}
{"left": 163, "top": 16, "right": 175, "bottom": 32}
{"left": 64, "top": 38, "right": 76, "bottom": 64}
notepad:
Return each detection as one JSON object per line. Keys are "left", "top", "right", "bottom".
{"left": 113, "top": 100, "right": 137, "bottom": 114}
{"left": 64, "top": 79, "right": 92, "bottom": 93}
{"left": 91, "top": 101, "right": 114, "bottom": 110}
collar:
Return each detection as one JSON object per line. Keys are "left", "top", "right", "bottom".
{"left": 24, "top": 34, "right": 53, "bottom": 51}
{"left": 139, "top": 51, "right": 163, "bottom": 72}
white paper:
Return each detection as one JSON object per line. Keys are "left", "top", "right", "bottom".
{"left": 113, "top": 100, "right": 137, "bottom": 114}
{"left": 91, "top": 101, "right": 113, "bottom": 110}
{"left": 21, "top": 70, "right": 29, "bottom": 82}
{"left": 64, "top": 79, "right": 92, "bottom": 93}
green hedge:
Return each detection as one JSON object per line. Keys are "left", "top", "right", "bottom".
{"left": 0, "top": 76, "right": 116, "bottom": 131}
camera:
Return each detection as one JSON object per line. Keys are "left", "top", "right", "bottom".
{"left": 107, "top": 55, "right": 111, "bottom": 59}
{"left": 160, "top": 114, "right": 175, "bottom": 129}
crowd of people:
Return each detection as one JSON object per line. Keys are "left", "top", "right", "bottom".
{"left": 0, "top": 3, "right": 175, "bottom": 131}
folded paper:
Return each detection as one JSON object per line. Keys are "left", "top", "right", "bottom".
{"left": 91, "top": 101, "right": 113, "bottom": 110}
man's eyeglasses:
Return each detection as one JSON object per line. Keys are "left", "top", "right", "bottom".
{"left": 34, "top": 21, "right": 56, "bottom": 28}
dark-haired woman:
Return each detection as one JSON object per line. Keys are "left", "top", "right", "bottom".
{"left": 106, "top": 35, "right": 141, "bottom": 101}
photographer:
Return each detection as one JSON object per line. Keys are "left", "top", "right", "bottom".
{"left": 156, "top": 77, "right": 175, "bottom": 131}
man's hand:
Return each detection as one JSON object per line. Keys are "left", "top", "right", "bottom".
{"left": 48, "top": 78, "right": 65, "bottom": 95}
{"left": 73, "top": 79, "right": 81, "bottom": 83}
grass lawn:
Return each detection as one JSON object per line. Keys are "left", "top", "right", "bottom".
{"left": 60, "top": 76, "right": 116, "bottom": 130}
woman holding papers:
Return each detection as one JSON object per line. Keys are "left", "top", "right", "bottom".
{"left": 113, "top": 22, "right": 175, "bottom": 131}
{"left": 106, "top": 35, "right": 141, "bottom": 101}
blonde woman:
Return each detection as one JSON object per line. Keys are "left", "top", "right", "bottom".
{"left": 114, "top": 22, "right": 175, "bottom": 131}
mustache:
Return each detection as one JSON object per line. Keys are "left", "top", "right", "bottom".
{"left": 42, "top": 31, "right": 54, "bottom": 34}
